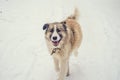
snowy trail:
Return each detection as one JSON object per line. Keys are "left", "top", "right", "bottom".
{"left": 0, "top": 0, "right": 120, "bottom": 80}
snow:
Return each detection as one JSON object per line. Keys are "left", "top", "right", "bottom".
{"left": 0, "top": 0, "right": 120, "bottom": 80}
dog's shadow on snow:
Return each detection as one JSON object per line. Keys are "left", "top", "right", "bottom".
{"left": 66, "top": 61, "right": 84, "bottom": 80}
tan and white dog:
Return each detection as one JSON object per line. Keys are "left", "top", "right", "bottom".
{"left": 43, "top": 9, "right": 82, "bottom": 80}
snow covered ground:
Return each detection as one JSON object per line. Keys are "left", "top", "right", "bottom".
{"left": 0, "top": 0, "right": 120, "bottom": 80}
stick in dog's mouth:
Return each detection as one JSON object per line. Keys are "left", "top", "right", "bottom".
{"left": 51, "top": 48, "right": 61, "bottom": 55}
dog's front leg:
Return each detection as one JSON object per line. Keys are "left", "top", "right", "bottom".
{"left": 53, "top": 57, "right": 59, "bottom": 72}
{"left": 58, "top": 59, "right": 68, "bottom": 80}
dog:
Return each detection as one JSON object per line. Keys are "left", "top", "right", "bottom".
{"left": 43, "top": 8, "right": 82, "bottom": 80}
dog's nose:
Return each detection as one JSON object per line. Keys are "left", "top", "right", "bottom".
{"left": 53, "top": 36, "right": 57, "bottom": 40}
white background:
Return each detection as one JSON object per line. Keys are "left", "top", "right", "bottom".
{"left": 0, "top": 0, "right": 120, "bottom": 80}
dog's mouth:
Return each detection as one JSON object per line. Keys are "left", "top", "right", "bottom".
{"left": 52, "top": 40, "right": 61, "bottom": 46}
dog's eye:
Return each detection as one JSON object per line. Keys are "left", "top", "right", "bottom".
{"left": 57, "top": 29, "right": 61, "bottom": 32}
{"left": 50, "top": 29, "right": 54, "bottom": 32}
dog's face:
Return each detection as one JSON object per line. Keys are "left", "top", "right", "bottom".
{"left": 43, "top": 22, "right": 67, "bottom": 47}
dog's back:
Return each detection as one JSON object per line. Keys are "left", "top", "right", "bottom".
{"left": 65, "top": 8, "right": 82, "bottom": 56}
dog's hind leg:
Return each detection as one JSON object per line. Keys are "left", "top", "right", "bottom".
{"left": 66, "top": 60, "right": 70, "bottom": 77}
{"left": 73, "top": 48, "right": 79, "bottom": 57}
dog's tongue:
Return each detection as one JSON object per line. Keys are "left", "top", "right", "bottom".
{"left": 53, "top": 41, "right": 59, "bottom": 46}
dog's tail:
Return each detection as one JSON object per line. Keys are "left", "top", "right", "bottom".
{"left": 67, "top": 8, "right": 79, "bottom": 21}
{"left": 65, "top": 8, "right": 82, "bottom": 57}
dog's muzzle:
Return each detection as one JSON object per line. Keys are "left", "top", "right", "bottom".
{"left": 51, "top": 36, "right": 61, "bottom": 46}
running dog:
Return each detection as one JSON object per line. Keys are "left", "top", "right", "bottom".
{"left": 43, "top": 9, "right": 82, "bottom": 80}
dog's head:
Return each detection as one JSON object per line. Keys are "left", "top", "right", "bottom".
{"left": 43, "top": 22, "right": 67, "bottom": 47}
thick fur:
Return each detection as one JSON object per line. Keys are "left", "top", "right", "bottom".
{"left": 43, "top": 9, "right": 82, "bottom": 80}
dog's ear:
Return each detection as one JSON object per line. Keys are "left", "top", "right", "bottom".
{"left": 61, "top": 21, "right": 66, "bottom": 24}
{"left": 63, "top": 24, "right": 67, "bottom": 31}
{"left": 61, "top": 21, "right": 67, "bottom": 31}
{"left": 43, "top": 24, "right": 49, "bottom": 30}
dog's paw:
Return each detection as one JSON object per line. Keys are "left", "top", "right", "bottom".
{"left": 57, "top": 77, "right": 64, "bottom": 80}
{"left": 57, "top": 79, "right": 63, "bottom": 80}
{"left": 66, "top": 73, "right": 70, "bottom": 77}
